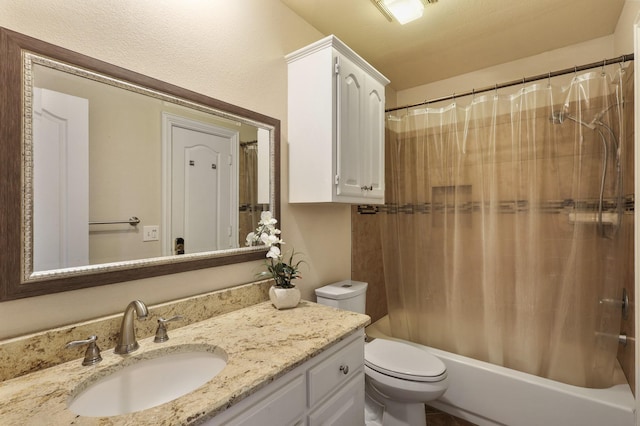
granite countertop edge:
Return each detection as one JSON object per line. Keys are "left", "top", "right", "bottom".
{"left": 0, "top": 300, "right": 370, "bottom": 426}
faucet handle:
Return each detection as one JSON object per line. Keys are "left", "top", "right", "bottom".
{"left": 154, "top": 316, "right": 183, "bottom": 343}
{"left": 66, "top": 335, "right": 102, "bottom": 366}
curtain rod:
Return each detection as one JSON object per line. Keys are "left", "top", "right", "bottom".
{"left": 385, "top": 53, "right": 634, "bottom": 113}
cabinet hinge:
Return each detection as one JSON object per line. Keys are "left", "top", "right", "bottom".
{"left": 334, "top": 57, "right": 340, "bottom": 75}
{"left": 335, "top": 174, "right": 340, "bottom": 185}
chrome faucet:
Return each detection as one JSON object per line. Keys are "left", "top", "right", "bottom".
{"left": 114, "top": 300, "right": 148, "bottom": 355}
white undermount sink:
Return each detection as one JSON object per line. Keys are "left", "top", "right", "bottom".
{"left": 68, "top": 345, "right": 227, "bottom": 417}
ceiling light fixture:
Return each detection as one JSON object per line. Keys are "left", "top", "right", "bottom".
{"left": 371, "top": 0, "right": 436, "bottom": 25}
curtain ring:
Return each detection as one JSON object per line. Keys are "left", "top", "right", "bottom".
{"left": 547, "top": 71, "right": 551, "bottom": 88}
{"left": 601, "top": 59, "right": 607, "bottom": 76}
{"left": 471, "top": 88, "right": 475, "bottom": 102}
{"left": 494, "top": 84, "right": 498, "bottom": 97}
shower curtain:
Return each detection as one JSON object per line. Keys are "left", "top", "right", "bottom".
{"left": 381, "top": 64, "right": 633, "bottom": 388}
{"left": 239, "top": 142, "right": 261, "bottom": 245}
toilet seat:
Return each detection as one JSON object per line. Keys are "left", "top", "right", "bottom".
{"left": 365, "top": 339, "right": 447, "bottom": 383}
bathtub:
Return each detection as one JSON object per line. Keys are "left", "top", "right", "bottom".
{"left": 366, "top": 316, "right": 636, "bottom": 426}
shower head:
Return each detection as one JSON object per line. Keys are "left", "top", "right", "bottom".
{"left": 549, "top": 111, "right": 595, "bottom": 130}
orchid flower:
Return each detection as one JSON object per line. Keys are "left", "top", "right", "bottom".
{"left": 245, "top": 211, "right": 305, "bottom": 288}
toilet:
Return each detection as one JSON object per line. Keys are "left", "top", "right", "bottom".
{"left": 315, "top": 280, "right": 449, "bottom": 426}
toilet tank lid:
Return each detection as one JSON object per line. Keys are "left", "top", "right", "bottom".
{"left": 315, "top": 280, "right": 368, "bottom": 300}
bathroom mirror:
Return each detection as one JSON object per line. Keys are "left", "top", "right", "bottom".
{"left": 0, "top": 27, "right": 280, "bottom": 300}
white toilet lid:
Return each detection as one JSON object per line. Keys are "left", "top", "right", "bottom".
{"left": 365, "top": 339, "right": 447, "bottom": 382}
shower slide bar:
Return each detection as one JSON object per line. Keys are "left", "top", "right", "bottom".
{"left": 89, "top": 217, "right": 140, "bottom": 226}
{"left": 386, "top": 53, "right": 634, "bottom": 113}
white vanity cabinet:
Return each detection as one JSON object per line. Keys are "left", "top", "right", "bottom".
{"left": 208, "top": 329, "right": 365, "bottom": 426}
{"left": 287, "top": 35, "right": 390, "bottom": 204}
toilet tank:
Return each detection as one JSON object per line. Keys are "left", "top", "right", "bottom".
{"left": 315, "top": 280, "right": 368, "bottom": 314}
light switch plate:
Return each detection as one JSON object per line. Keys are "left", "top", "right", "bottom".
{"left": 143, "top": 225, "right": 159, "bottom": 242}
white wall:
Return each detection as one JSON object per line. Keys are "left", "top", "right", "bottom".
{"left": 395, "top": 1, "right": 639, "bottom": 109}
{"left": 395, "top": 35, "right": 615, "bottom": 108}
{"left": 0, "top": 0, "right": 353, "bottom": 339}
{"left": 616, "top": 0, "right": 640, "bottom": 54}
{"left": 630, "top": 0, "right": 640, "bottom": 415}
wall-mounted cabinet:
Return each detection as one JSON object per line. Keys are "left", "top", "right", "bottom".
{"left": 286, "top": 35, "right": 390, "bottom": 204}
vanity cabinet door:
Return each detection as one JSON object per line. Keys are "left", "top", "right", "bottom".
{"left": 307, "top": 332, "right": 365, "bottom": 425}
{"left": 207, "top": 329, "right": 365, "bottom": 425}
{"left": 210, "top": 374, "right": 306, "bottom": 426}
{"left": 307, "top": 373, "right": 365, "bottom": 426}
{"left": 307, "top": 331, "right": 364, "bottom": 407}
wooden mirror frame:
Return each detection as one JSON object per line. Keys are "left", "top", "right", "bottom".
{"left": 0, "top": 27, "right": 280, "bottom": 301}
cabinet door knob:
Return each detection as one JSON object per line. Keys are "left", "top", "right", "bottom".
{"left": 339, "top": 365, "right": 349, "bottom": 375}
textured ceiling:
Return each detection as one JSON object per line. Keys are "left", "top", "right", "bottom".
{"left": 281, "top": 0, "right": 627, "bottom": 90}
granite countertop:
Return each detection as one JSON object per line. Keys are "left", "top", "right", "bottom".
{"left": 0, "top": 301, "right": 370, "bottom": 425}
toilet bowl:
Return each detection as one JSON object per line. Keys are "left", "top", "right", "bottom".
{"left": 364, "top": 338, "right": 449, "bottom": 426}
{"left": 315, "top": 281, "right": 449, "bottom": 426}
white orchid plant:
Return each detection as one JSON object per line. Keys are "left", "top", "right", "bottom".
{"left": 246, "top": 211, "right": 304, "bottom": 289}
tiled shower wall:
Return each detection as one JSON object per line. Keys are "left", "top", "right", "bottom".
{"left": 353, "top": 69, "right": 635, "bottom": 392}
{"left": 351, "top": 205, "right": 387, "bottom": 324}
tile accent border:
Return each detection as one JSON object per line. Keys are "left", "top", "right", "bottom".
{"left": 357, "top": 195, "right": 635, "bottom": 215}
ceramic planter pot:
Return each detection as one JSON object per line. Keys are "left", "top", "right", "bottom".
{"left": 269, "top": 286, "right": 301, "bottom": 309}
